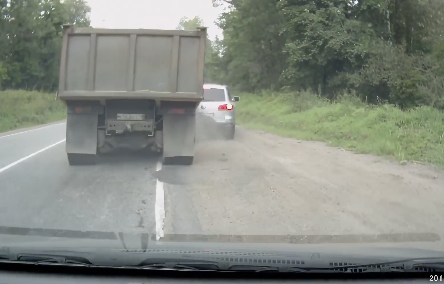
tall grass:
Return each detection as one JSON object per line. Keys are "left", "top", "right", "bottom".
{"left": 236, "top": 90, "right": 444, "bottom": 168}
{"left": 0, "top": 90, "right": 66, "bottom": 133}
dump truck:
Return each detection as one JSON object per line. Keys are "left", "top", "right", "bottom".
{"left": 56, "top": 25, "right": 207, "bottom": 166}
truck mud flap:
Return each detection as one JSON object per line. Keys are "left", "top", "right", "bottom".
{"left": 66, "top": 113, "right": 98, "bottom": 165}
{"left": 162, "top": 113, "right": 195, "bottom": 165}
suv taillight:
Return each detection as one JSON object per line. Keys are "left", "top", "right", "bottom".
{"left": 218, "top": 104, "right": 233, "bottom": 111}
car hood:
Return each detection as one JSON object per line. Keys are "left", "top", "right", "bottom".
{"left": 0, "top": 226, "right": 443, "bottom": 259}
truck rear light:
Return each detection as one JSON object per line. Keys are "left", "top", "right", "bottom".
{"left": 168, "top": 108, "right": 185, "bottom": 114}
{"left": 218, "top": 104, "right": 233, "bottom": 111}
{"left": 74, "top": 106, "right": 91, "bottom": 113}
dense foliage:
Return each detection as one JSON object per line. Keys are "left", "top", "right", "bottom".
{"left": 0, "top": 0, "right": 90, "bottom": 91}
{"left": 211, "top": 0, "right": 444, "bottom": 110}
{"left": 3, "top": 0, "right": 444, "bottom": 111}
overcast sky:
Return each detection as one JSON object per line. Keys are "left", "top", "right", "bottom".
{"left": 85, "top": 0, "right": 225, "bottom": 39}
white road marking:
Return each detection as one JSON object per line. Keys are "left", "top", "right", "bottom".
{"left": 0, "top": 139, "right": 66, "bottom": 174}
{"left": 0, "top": 122, "right": 65, "bottom": 139}
{"left": 155, "top": 160, "right": 165, "bottom": 241}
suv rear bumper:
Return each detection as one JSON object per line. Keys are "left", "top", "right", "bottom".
{"left": 216, "top": 121, "right": 235, "bottom": 132}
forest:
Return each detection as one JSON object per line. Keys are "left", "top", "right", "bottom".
{"left": 2, "top": 0, "right": 444, "bottom": 109}
{"left": 207, "top": 0, "right": 444, "bottom": 110}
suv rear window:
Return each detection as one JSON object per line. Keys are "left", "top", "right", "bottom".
{"left": 203, "top": 88, "right": 225, "bottom": 101}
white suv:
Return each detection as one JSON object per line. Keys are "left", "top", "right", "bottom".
{"left": 196, "top": 84, "right": 240, "bottom": 139}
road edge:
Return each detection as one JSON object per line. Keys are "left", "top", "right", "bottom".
{"left": 0, "top": 120, "right": 66, "bottom": 138}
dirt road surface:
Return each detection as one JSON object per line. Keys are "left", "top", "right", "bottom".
{"left": 158, "top": 125, "right": 444, "bottom": 241}
{"left": 1, "top": 121, "right": 443, "bottom": 248}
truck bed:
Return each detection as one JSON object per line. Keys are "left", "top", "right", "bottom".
{"left": 58, "top": 27, "right": 207, "bottom": 102}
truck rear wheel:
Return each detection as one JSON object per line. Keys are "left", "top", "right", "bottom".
{"left": 67, "top": 153, "right": 97, "bottom": 165}
{"left": 163, "top": 156, "right": 194, "bottom": 165}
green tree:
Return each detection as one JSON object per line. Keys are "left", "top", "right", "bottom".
{"left": 212, "top": 0, "right": 444, "bottom": 109}
{"left": 213, "top": 0, "right": 287, "bottom": 91}
{"left": 0, "top": 0, "right": 90, "bottom": 91}
{"left": 279, "top": 0, "right": 377, "bottom": 97}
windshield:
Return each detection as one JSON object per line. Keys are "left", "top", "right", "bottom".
{"left": 1, "top": 0, "right": 444, "bottom": 272}
{"left": 203, "top": 89, "right": 226, "bottom": 101}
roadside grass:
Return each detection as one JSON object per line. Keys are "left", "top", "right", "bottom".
{"left": 0, "top": 90, "right": 66, "bottom": 133}
{"left": 235, "top": 90, "right": 444, "bottom": 168}
{"left": 2, "top": 89, "right": 443, "bottom": 169}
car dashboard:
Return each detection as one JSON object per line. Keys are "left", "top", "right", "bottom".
{"left": 0, "top": 265, "right": 432, "bottom": 284}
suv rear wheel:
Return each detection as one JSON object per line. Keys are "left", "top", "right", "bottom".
{"left": 225, "top": 126, "right": 235, "bottom": 140}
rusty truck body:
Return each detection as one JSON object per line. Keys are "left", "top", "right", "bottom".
{"left": 57, "top": 25, "right": 207, "bottom": 165}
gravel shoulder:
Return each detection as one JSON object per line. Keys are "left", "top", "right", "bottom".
{"left": 160, "top": 126, "right": 444, "bottom": 239}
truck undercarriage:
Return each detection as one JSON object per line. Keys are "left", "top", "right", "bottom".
{"left": 65, "top": 99, "right": 198, "bottom": 166}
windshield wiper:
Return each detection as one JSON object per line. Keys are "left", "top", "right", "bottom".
{"left": 2, "top": 249, "right": 444, "bottom": 274}
{"left": 136, "top": 263, "right": 217, "bottom": 271}
{"left": 135, "top": 263, "right": 285, "bottom": 272}
{"left": 132, "top": 259, "right": 220, "bottom": 271}
{"left": 0, "top": 253, "right": 91, "bottom": 266}
{"left": 228, "top": 265, "right": 280, "bottom": 272}
{"left": 283, "top": 259, "right": 444, "bottom": 273}
{"left": 133, "top": 258, "right": 444, "bottom": 273}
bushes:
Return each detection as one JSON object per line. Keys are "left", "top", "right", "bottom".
{"left": 236, "top": 90, "right": 444, "bottom": 167}
{"left": 0, "top": 90, "right": 66, "bottom": 133}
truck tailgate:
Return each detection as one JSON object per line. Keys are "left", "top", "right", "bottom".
{"left": 58, "top": 27, "right": 206, "bottom": 102}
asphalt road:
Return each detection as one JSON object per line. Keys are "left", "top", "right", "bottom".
{"left": 0, "top": 121, "right": 213, "bottom": 241}
{"left": 0, "top": 122, "right": 160, "bottom": 236}
{"left": 1, "top": 121, "right": 444, "bottom": 249}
